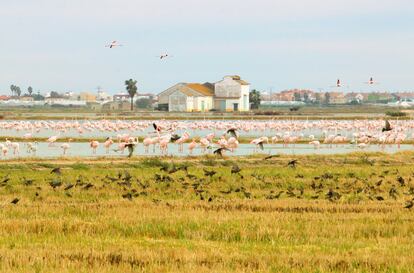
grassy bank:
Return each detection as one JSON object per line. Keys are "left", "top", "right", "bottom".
{"left": 0, "top": 104, "right": 412, "bottom": 120}
{"left": 0, "top": 153, "right": 414, "bottom": 272}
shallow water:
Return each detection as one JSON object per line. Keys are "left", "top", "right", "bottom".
{"left": 4, "top": 142, "right": 412, "bottom": 159}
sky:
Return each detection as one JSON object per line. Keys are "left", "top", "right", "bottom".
{"left": 1, "top": 0, "right": 414, "bottom": 94}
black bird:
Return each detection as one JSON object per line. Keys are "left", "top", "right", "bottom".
{"left": 21, "top": 177, "right": 34, "bottom": 186}
{"left": 160, "top": 165, "right": 169, "bottom": 172}
{"left": 170, "top": 134, "right": 181, "bottom": 142}
{"left": 123, "top": 171, "right": 132, "bottom": 182}
{"left": 382, "top": 120, "right": 392, "bottom": 132}
{"left": 397, "top": 176, "right": 405, "bottom": 187}
{"left": 287, "top": 159, "right": 298, "bottom": 168}
{"left": 83, "top": 183, "right": 94, "bottom": 190}
{"left": 1, "top": 174, "right": 10, "bottom": 184}
{"left": 404, "top": 199, "right": 413, "bottom": 209}
{"left": 105, "top": 175, "right": 118, "bottom": 182}
{"left": 64, "top": 184, "right": 74, "bottom": 191}
{"left": 227, "top": 128, "right": 238, "bottom": 139}
{"left": 11, "top": 198, "right": 19, "bottom": 204}
{"left": 49, "top": 179, "right": 62, "bottom": 189}
{"left": 257, "top": 141, "right": 265, "bottom": 151}
{"left": 125, "top": 143, "right": 135, "bottom": 158}
{"left": 213, "top": 147, "right": 230, "bottom": 158}
{"left": 177, "top": 165, "right": 188, "bottom": 173}
{"left": 51, "top": 167, "right": 61, "bottom": 175}
{"left": 264, "top": 154, "right": 279, "bottom": 160}
{"left": 326, "top": 189, "right": 341, "bottom": 201}
{"left": 186, "top": 173, "right": 197, "bottom": 180}
{"left": 388, "top": 186, "right": 398, "bottom": 200}
{"left": 231, "top": 164, "right": 241, "bottom": 175}
{"left": 153, "top": 123, "right": 161, "bottom": 132}
{"left": 168, "top": 165, "right": 178, "bottom": 174}
{"left": 203, "top": 169, "right": 216, "bottom": 177}
{"left": 122, "top": 192, "right": 133, "bottom": 201}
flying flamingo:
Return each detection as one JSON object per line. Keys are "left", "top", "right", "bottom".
{"left": 106, "top": 41, "right": 123, "bottom": 48}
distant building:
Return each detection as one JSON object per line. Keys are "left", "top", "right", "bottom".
{"left": 392, "top": 92, "right": 414, "bottom": 101}
{"left": 158, "top": 75, "right": 250, "bottom": 112}
{"left": 79, "top": 92, "right": 96, "bottom": 102}
{"left": 97, "top": 90, "right": 112, "bottom": 102}
{"left": 214, "top": 76, "right": 250, "bottom": 111}
{"left": 345, "top": 92, "right": 365, "bottom": 103}
{"left": 158, "top": 83, "right": 214, "bottom": 112}
{"left": 45, "top": 97, "right": 87, "bottom": 106}
{"left": 113, "top": 93, "right": 131, "bottom": 102}
{"left": 0, "top": 95, "right": 10, "bottom": 101}
{"left": 19, "top": 96, "right": 34, "bottom": 102}
{"left": 102, "top": 101, "right": 130, "bottom": 111}
{"left": 326, "top": 92, "right": 346, "bottom": 104}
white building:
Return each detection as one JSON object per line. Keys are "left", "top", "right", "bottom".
{"left": 158, "top": 83, "right": 214, "bottom": 112}
{"left": 157, "top": 75, "right": 250, "bottom": 112}
{"left": 214, "top": 76, "right": 250, "bottom": 111}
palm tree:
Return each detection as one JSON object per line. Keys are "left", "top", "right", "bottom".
{"left": 10, "top": 85, "right": 15, "bottom": 96}
{"left": 125, "top": 79, "right": 138, "bottom": 111}
{"left": 15, "top": 86, "right": 21, "bottom": 97}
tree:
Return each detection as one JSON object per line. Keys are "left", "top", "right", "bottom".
{"left": 303, "top": 93, "right": 309, "bottom": 103}
{"left": 28, "top": 86, "right": 33, "bottom": 96}
{"left": 314, "top": 93, "right": 321, "bottom": 104}
{"left": 10, "top": 85, "right": 15, "bottom": 96}
{"left": 33, "top": 92, "right": 45, "bottom": 101}
{"left": 50, "top": 91, "right": 61, "bottom": 98}
{"left": 249, "top": 89, "right": 261, "bottom": 110}
{"left": 324, "top": 92, "right": 331, "bottom": 105}
{"left": 125, "top": 79, "right": 138, "bottom": 111}
{"left": 293, "top": 92, "right": 301, "bottom": 102}
{"left": 15, "top": 86, "right": 21, "bottom": 97}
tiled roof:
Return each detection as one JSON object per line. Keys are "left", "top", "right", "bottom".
{"left": 186, "top": 83, "right": 214, "bottom": 96}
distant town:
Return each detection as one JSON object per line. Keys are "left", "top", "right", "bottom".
{"left": 2, "top": 75, "right": 414, "bottom": 111}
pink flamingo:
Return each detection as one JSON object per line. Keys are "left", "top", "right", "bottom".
{"left": 90, "top": 140, "right": 99, "bottom": 154}
{"left": 227, "top": 137, "right": 239, "bottom": 152}
{"left": 175, "top": 132, "right": 190, "bottom": 153}
{"left": 103, "top": 137, "right": 114, "bottom": 154}
{"left": 60, "top": 139, "right": 72, "bottom": 155}
{"left": 188, "top": 139, "right": 197, "bottom": 154}
{"left": 199, "top": 138, "right": 210, "bottom": 153}
{"left": 47, "top": 135, "right": 59, "bottom": 147}
{"left": 309, "top": 140, "right": 320, "bottom": 149}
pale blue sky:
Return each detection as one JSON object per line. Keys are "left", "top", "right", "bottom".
{"left": 1, "top": 0, "right": 413, "bottom": 94}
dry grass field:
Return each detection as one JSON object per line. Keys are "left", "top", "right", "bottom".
{"left": 0, "top": 153, "right": 414, "bottom": 272}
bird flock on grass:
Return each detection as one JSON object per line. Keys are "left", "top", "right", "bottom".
{"left": 3, "top": 160, "right": 414, "bottom": 210}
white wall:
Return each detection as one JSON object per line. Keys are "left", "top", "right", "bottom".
{"left": 168, "top": 90, "right": 188, "bottom": 112}
{"left": 215, "top": 77, "right": 241, "bottom": 98}
{"left": 194, "top": 96, "right": 213, "bottom": 112}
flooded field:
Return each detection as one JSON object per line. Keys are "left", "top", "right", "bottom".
{"left": 3, "top": 142, "right": 412, "bottom": 159}
{"left": 0, "top": 119, "right": 412, "bottom": 158}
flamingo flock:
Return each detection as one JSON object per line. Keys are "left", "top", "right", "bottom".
{"left": 0, "top": 119, "right": 412, "bottom": 158}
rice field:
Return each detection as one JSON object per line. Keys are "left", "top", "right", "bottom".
{"left": 0, "top": 152, "right": 414, "bottom": 272}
